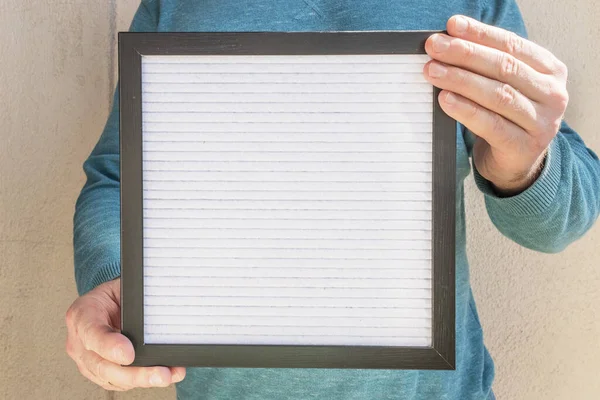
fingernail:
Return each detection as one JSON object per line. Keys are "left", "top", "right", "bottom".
{"left": 150, "top": 373, "right": 163, "bottom": 386}
{"left": 432, "top": 34, "right": 451, "bottom": 52}
{"left": 172, "top": 372, "right": 183, "bottom": 382}
{"left": 445, "top": 92, "right": 457, "bottom": 105}
{"left": 454, "top": 16, "right": 468, "bottom": 34}
{"left": 428, "top": 63, "right": 448, "bottom": 78}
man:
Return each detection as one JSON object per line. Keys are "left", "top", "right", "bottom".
{"left": 65, "top": 1, "right": 600, "bottom": 399}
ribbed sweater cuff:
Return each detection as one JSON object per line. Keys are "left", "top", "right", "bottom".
{"left": 80, "top": 261, "right": 121, "bottom": 296}
{"left": 473, "top": 138, "right": 562, "bottom": 216}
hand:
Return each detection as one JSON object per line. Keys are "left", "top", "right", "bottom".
{"left": 423, "top": 15, "right": 569, "bottom": 196}
{"left": 65, "top": 278, "right": 186, "bottom": 391}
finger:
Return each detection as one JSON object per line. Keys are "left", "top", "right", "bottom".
{"left": 446, "top": 15, "right": 567, "bottom": 77}
{"left": 437, "top": 90, "right": 526, "bottom": 153}
{"left": 425, "top": 33, "right": 553, "bottom": 103}
{"left": 424, "top": 61, "right": 540, "bottom": 134}
{"left": 79, "top": 348, "right": 173, "bottom": 389}
{"left": 170, "top": 367, "right": 186, "bottom": 383}
{"left": 69, "top": 337, "right": 128, "bottom": 391}
{"left": 78, "top": 362, "right": 126, "bottom": 391}
{"left": 76, "top": 313, "right": 135, "bottom": 365}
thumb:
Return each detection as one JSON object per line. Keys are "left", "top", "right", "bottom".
{"left": 75, "top": 279, "right": 135, "bottom": 365}
{"left": 78, "top": 318, "right": 135, "bottom": 365}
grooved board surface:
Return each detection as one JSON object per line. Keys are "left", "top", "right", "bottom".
{"left": 141, "top": 54, "right": 433, "bottom": 347}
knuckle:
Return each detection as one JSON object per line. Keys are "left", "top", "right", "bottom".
{"left": 474, "top": 24, "right": 488, "bottom": 42}
{"left": 529, "top": 122, "right": 545, "bottom": 139}
{"left": 531, "top": 114, "right": 560, "bottom": 139}
{"left": 532, "top": 135, "right": 550, "bottom": 154}
{"left": 465, "top": 102, "right": 479, "bottom": 120}
{"left": 499, "top": 54, "right": 519, "bottom": 80}
{"left": 65, "top": 340, "right": 75, "bottom": 357}
{"left": 495, "top": 84, "right": 516, "bottom": 108}
{"left": 505, "top": 31, "right": 523, "bottom": 54}
{"left": 491, "top": 112, "right": 507, "bottom": 134}
{"left": 548, "top": 117, "right": 563, "bottom": 135}
{"left": 65, "top": 305, "right": 77, "bottom": 326}
{"left": 461, "top": 41, "right": 476, "bottom": 62}
{"left": 451, "top": 68, "right": 468, "bottom": 87}
{"left": 555, "top": 60, "right": 568, "bottom": 77}
{"left": 551, "top": 87, "right": 569, "bottom": 111}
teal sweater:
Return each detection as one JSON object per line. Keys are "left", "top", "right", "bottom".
{"left": 73, "top": 1, "right": 600, "bottom": 399}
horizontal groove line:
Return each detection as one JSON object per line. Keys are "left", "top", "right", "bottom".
{"left": 143, "top": 189, "right": 432, "bottom": 192}
{"left": 144, "top": 324, "right": 429, "bottom": 329}
{"left": 143, "top": 111, "right": 429, "bottom": 114}
{"left": 143, "top": 135, "right": 432, "bottom": 138}
{"left": 143, "top": 80, "right": 429, "bottom": 83}
{"left": 143, "top": 62, "right": 428, "bottom": 64}
{"left": 146, "top": 237, "right": 431, "bottom": 241}
{"left": 144, "top": 284, "right": 427, "bottom": 290}
{"left": 144, "top": 155, "right": 432, "bottom": 159}
{"left": 145, "top": 314, "right": 431, "bottom": 319}
{"left": 142, "top": 121, "right": 431, "bottom": 123}
{"left": 142, "top": 161, "right": 432, "bottom": 162}
{"left": 144, "top": 265, "right": 430, "bottom": 269}
{"left": 144, "top": 265, "right": 432, "bottom": 272}
{"left": 143, "top": 305, "right": 431, "bottom": 309}
{"left": 141, "top": 132, "right": 432, "bottom": 134}
{"left": 144, "top": 295, "right": 431, "bottom": 299}
{"left": 143, "top": 334, "right": 431, "bottom": 339}
{"left": 144, "top": 247, "right": 430, "bottom": 251}
{"left": 144, "top": 81, "right": 427, "bottom": 84}
{"left": 144, "top": 267, "right": 431, "bottom": 270}
{"left": 144, "top": 277, "right": 431, "bottom": 281}
{"left": 144, "top": 218, "right": 432, "bottom": 221}
{"left": 142, "top": 143, "right": 432, "bottom": 146}
{"left": 143, "top": 227, "right": 431, "bottom": 231}
{"left": 144, "top": 202, "right": 431, "bottom": 205}
{"left": 143, "top": 169, "right": 431, "bottom": 172}
{"left": 143, "top": 207, "right": 430, "bottom": 210}
{"left": 144, "top": 220, "right": 431, "bottom": 223}
{"left": 144, "top": 184, "right": 430, "bottom": 186}
{"left": 143, "top": 161, "right": 431, "bottom": 164}
{"left": 143, "top": 143, "right": 432, "bottom": 146}
{"left": 141, "top": 101, "right": 431, "bottom": 104}
{"left": 142, "top": 92, "right": 432, "bottom": 95}
{"left": 144, "top": 239, "right": 430, "bottom": 242}
{"left": 145, "top": 257, "right": 432, "bottom": 261}
{"left": 143, "top": 199, "right": 432, "bottom": 202}
{"left": 143, "top": 181, "right": 431, "bottom": 183}
{"left": 142, "top": 150, "right": 429, "bottom": 153}
{"left": 143, "top": 71, "right": 426, "bottom": 74}
{"left": 142, "top": 91, "right": 433, "bottom": 95}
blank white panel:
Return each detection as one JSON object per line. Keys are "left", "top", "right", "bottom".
{"left": 141, "top": 54, "right": 433, "bottom": 347}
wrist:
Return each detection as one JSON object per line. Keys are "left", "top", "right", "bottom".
{"left": 490, "top": 149, "right": 548, "bottom": 197}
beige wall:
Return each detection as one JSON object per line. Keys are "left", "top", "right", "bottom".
{"left": 0, "top": 1, "right": 597, "bottom": 399}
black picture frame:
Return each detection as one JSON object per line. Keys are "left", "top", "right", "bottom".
{"left": 119, "top": 31, "right": 456, "bottom": 370}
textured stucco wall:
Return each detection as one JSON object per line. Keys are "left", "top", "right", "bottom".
{"left": 0, "top": 1, "right": 597, "bottom": 399}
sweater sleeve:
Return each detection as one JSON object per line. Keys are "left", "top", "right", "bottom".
{"left": 73, "top": 1, "right": 158, "bottom": 296}
{"left": 463, "top": 0, "right": 600, "bottom": 253}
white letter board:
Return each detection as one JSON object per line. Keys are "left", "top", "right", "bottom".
{"left": 119, "top": 32, "right": 456, "bottom": 370}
